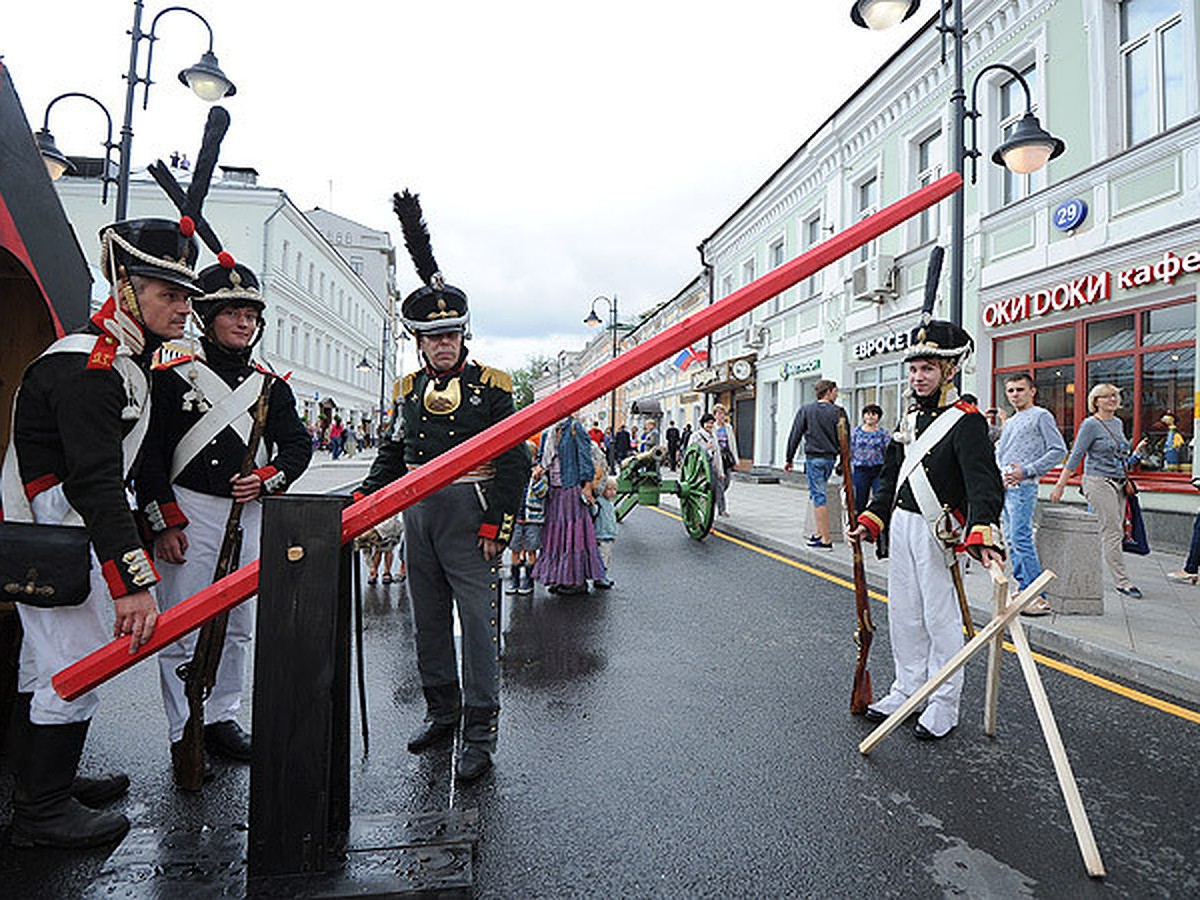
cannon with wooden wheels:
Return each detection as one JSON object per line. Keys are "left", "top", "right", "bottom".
{"left": 613, "top": 443, "right": 715, "bottom": 540}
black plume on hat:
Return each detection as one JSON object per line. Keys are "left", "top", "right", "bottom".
{"left": 903, "top": 244, "right": 973, "bottom": 364}
{"left": 393, "top": 189, "right": 470, "bottom": 335}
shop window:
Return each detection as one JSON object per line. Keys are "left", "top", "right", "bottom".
{"left": 1087, "top": 314, "right": 1135, "bottom": 353}
{"left": 1143, "top": 301, "right": 1193, "bottom": 344}
{"left": 1120, "top": 0, "right": 1185, "bottom": 146}
{"left": 993, "top": 300, "right": 1194, "bottom": 473}
{"left": 1141, "top": 346, "right": 1195, "bottom": 469}
{"left": 1034, "top": 326, "right": 1074, "bottom": 362}
{"left": 854, "top": 362, "right": 904, "bottom": 431}
{"left": 995, "top": 334, "right": 1030, "bottom": 368}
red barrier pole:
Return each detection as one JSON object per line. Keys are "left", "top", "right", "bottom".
{"left": 54, "top": 172, "right": 961, "bottom": 701}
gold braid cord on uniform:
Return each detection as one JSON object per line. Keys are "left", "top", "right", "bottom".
{"left": 496, "top": 512, "right": 515, "bottom": 544}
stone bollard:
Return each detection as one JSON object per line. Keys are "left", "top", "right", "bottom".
{"left": 1035, "top": 505, "right": 1103, "bottom": 614}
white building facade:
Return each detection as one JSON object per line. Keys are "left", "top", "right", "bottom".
{"left": 695, "top": 0, "right": 1199, "bottom": 536}
{"left": 55, "top": 166, "right": 389, "bottom": 429}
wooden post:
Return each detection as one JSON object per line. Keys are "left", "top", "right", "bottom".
{"left": 1007, "top": 615, "right": 1106, "bottom": 877}
{"left": 982, "top": 564, "right": 1007, "bottom": 735}
{"left": 247, "top": 494, "right": 350, "bottom": 883}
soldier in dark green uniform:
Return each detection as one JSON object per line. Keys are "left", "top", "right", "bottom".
{"left": 357, "top": 191, "right": 529, "bottom": 781}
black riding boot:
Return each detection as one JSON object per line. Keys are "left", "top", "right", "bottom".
{"left": 9, "top": 693, "right": 128, "bottom": 809}
{"left": 456, "top": 705, "right": 499, "bottom": 782}
{"left": 11, "top": 719, "right": 130, "bottom": 848}
{"left": 406, "top": 683, "right": 461, "bottom": 754}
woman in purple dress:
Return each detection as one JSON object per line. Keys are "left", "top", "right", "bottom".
{"left": 531, "top": 416, "right": 606, "bottom": 594}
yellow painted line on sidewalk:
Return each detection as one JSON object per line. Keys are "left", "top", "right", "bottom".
{"left": 649, "top": 506, "right": 1200, "bottom": 724}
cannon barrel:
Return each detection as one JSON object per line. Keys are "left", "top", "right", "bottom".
{"left": 622, "top": 446, "right": 666, "bottom": 473}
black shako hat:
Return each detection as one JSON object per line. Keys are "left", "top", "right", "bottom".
{"left": 904, "top": 318, "right": 974, "bottom": 364}
{"left": 98, "top": 217, "right": 202, "bottom": 295}
{"left": 192, "top": 260, "right": 265, "bottom": 327}
{"left": 393, "top": 189, "right": 470, "bottom": 337}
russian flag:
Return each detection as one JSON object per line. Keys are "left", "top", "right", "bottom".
{"left": 672, "top": 345, "right": 707, "bottom": 371}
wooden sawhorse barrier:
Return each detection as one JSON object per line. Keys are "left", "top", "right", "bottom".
{"left": 858, "top": 564, "right": 1106, "bottom": 879}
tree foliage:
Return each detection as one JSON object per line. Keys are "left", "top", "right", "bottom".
{"left": 511, "top": 355, "right": 550, "bottom": 410}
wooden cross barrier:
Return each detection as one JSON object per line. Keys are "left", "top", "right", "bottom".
{"left": 52, "top": 172, "right": 963, "bottom": 702}
{"left": 858, "top": 564, "right": 1105, "bottom": 878}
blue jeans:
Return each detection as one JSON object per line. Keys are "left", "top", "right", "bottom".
{"left": 1002, "top": 481, "right": 1041, "bottom": 590}
{"left": 805, "top": 456, "right": 836, "bottom": 507}
{"left": 1184, "top": 510, "right": 1200, "bottom": 574}
{"left": 852, "top": 464, "right": 882, "bottom": 515}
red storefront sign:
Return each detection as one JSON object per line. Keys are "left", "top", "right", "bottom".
{"left": 983, "top": 249, "right": 1200, "bottom": 329}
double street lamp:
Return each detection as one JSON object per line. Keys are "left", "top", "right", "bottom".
{"left": 584, "top": 294, "right": 620, "bottom": 439}
{"left": 357, "top": 318, "right": 409, "bottom": 436}
{"left": 36, "top": 1, "right": 236, "bottom": 219}
{"left": 851, "top": 0, "right": 1065, "bottom": 326}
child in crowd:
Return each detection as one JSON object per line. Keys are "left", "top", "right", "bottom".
{"left": 507, "top": 441, "right": 548, "bottom": 595}
{"left": 590, "top": 476, "right": 619, "bottom": 589}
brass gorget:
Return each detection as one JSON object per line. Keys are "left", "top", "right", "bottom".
{"left": 424, "top": 377, "right": 461, "bottom": 414}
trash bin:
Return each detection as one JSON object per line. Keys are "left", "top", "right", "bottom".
{"left": 1035, "top": 505, "right": 1104, "bottom": 614}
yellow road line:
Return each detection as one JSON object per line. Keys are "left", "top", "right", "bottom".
{"left": 649, "top": 505, "right": 1200, "bottom": 724}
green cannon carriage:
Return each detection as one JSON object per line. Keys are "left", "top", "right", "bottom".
{"left": 613, "top": 443, "right": 716, "bottom": 540}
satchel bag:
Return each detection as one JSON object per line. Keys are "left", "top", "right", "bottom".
{"left": 720, "top": 444, "right": 737, "bottom": 471}
{"left": 0, "top": 521, "right": 91, "bottom": 608}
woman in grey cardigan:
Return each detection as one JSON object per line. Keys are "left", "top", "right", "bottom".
{"left": 1049, "top": 383, "right": 1149, "bottom": 598}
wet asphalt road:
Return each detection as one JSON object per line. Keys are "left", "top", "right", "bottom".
{"left": 1, "top": 504, "right": 1198, "bottom": 898}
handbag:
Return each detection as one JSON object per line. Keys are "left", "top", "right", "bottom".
{"left": 720, "top": 445, "right": 736, "bottom": 471}
{"left": 1096, "top": 416, "right": 1138, "bottom": 497}
{"left": 1122, "top": 494, "right": 1151, "bottom": 555}
{"left": 0, "top": 520, "right": 92, "bottom": 608}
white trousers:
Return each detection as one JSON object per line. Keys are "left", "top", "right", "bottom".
{"left": 155, "top": 486, "right": 259, "bottom": 742}
{"left": 871, "top": 509, "right": 964, "bottom": 736}
{"left": 18, "top": 489, "right": 125, "bottom": 725}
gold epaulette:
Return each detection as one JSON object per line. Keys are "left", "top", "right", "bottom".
{"left": 399, "top": 372, "right": 416, "bottom": 400}
{"left": 477, "top": 364, "right": 512, "bottom": 392}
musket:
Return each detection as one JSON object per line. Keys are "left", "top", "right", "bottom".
{"left": 838, "top": 414, "right": 874, "bottom": 715}
{"left": 173, "top": 372, "right": 273, "bottom": 791}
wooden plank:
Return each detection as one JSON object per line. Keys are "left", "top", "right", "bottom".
{"left": 982, "top": 562, "right": 1008, "bottom": 736}
{"left": 858, "top": 569, "right": 1055, "bottom": 755}
{"left": 1008, "top": 617, "right": 1106, "bottom": 878}
{"left": 53, "top": 172, "right": 964, "bottom": 702}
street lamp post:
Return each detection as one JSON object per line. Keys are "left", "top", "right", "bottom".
{"left": 851, "top": 0, "right": 1064, "bottom": 326}
{"left": 584, "top": 294, "right": 619, "bottom": 441}
{"left": 35, "top": 93, "right": 119, "bottom": 203}
{"left": 37, "top": 1, "right": 236, "bottom": 218}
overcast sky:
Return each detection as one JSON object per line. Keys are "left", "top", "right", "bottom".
{"left": 5, "top": 2, "right": 926, "bottom": 371}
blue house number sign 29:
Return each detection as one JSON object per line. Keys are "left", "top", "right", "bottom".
{"left": 1053, "top": 199, "right": 1088, "bottom": 232}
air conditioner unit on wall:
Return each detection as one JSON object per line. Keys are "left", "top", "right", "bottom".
{"left": 851, "top": 254, "right": 896, "bottom": 302}
{"left": 742, "top": 325, "right": 767, "bottom": 348}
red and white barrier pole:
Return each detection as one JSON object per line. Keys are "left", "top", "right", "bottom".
{"left": 53, "top": 172, "right": 961, "bottom": 701}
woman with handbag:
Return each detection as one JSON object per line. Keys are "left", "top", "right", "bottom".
{"left": 1049, "top": 383, "right": 1149, "bottom": 598}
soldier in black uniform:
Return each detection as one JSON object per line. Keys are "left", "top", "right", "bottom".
{"left": 1, "top": 218, "right": 201, "bottom": 847}
{"left": 357, "top": 191, "right": 529, "bottom": 782}
{"left": 135, "top": 260, "right": 311, "bottom": 785}
{"left": 848, "top": 317, "right": 1004, "bottom": 740}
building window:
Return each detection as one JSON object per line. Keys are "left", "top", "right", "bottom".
{"left": 768, "top": 238, "right": 785, "bottom": 313}
{"left": 295, "top": 253, "right": 302, "bottom": 283}
{"left": 854, "top": 174, "right": 879, "bottom": 264}
{"left": 741, "top": 257, "right": 757, "bottom": 287}
{"left": 275, "top": 319, "right": 283, "bottom": 356}
{"left": 992, "top": 299, "right": 1195, "bottom": 469}
{"left": 281, "top": 240, "right": 289, "bottom": 272}
{"left": 319, "top": 272, "right": 326, "bottom": 299}
{"left": 854, "top": 362, "right": 905, "bottom": 431}
{"left": 1000, "top": 64, "right": 1039, "bottom": 205}
{"left": 351, "top": 256, "right": 364, "bottom": 276}
{"left": 721, "top": 272, "right": 734, "bottom": 298}
{"left": 307, "top": 263, "right": 315, "bottom": 294}
{"left": 801, "top": 214, "right": 823, "bottom": 299}
{"left": 1121, "top": 0, "right": 1185, "bottom": 146}
{"left": 916, "top": 130, "right": 942, "bottom": 242}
